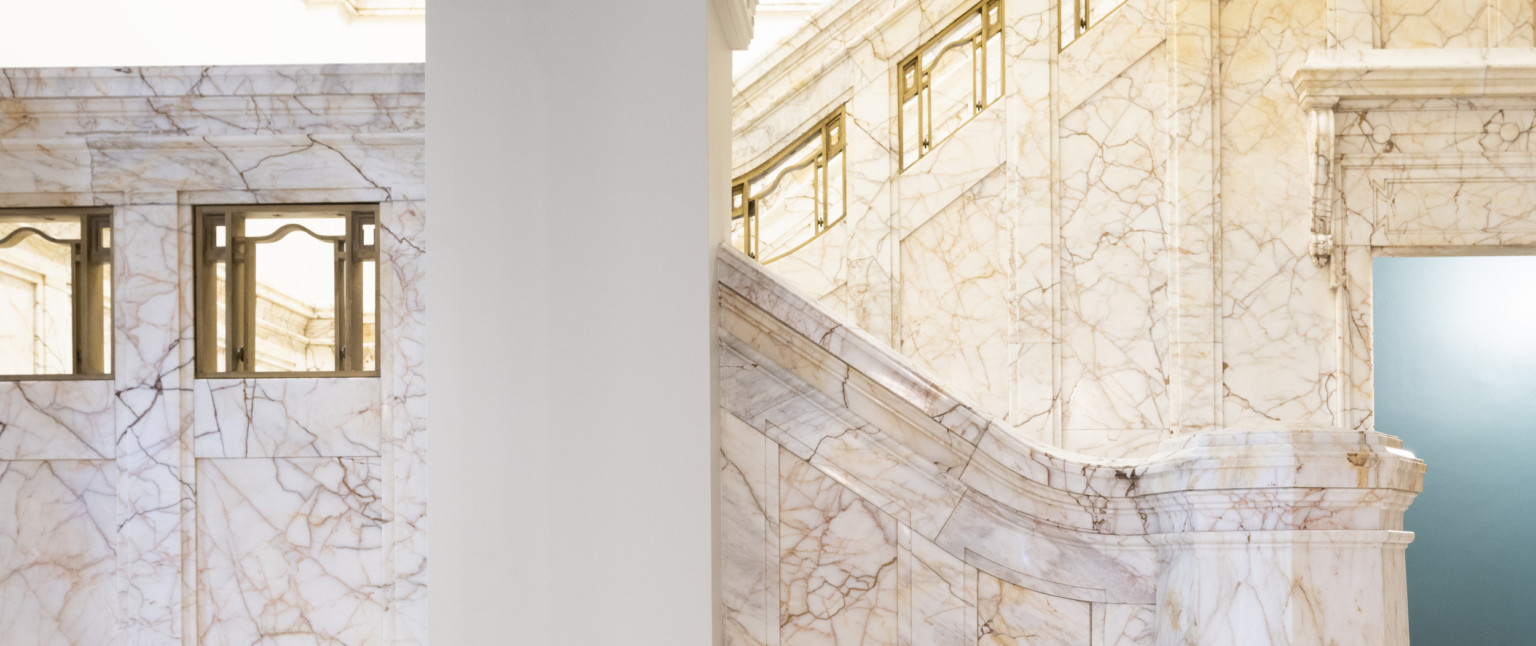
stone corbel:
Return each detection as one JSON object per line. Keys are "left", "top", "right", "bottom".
{"left": 1305, "top": 98, "right": 1340, "bottom": 273}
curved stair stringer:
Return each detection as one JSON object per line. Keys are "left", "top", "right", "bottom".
{"left": 718, "top": 246, "right": 1426, "bottom": 645}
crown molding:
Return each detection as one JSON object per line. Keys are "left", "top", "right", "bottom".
{"left": 1293, "top": 48, "right": 1536, "bottom": 108}
{"left": 714, "top": 0, "right": 759, "bottom": 50}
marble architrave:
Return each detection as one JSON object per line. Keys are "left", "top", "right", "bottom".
{"left": 0, "top": 65, "right": 426, "bottom": 646}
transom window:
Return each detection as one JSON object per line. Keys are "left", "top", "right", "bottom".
{"left": 1060, "top": 0, "right": 1129, "bottom": 48}
{"left": 731, "top": 108, "right": 847, "bottom": 263}
{"left": 194, "top": 205, "right": 378, "bottom": 377}
{"left": 899, "top": 0, "right": 1003, "bottom": 170}
{"left": 0, "top": 208, "right": 112, "bottom": 378}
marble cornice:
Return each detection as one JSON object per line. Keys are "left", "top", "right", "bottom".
{"left": 0, "top": 65, "right": 425, "bottom": 139}
{"left": 1293, "top": 48, "right": 1536, "bottom": 108}
{"left": 0, "top": 64, "right": 424, "bottom": 99}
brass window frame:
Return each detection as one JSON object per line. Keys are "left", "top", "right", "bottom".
{"left": 898, "top": 0, "right": 1004, "bottom": 170}
{"left": 0, "top": 207, "right": 113, "bottom": 381}
{"left": 193, "top": 203, "right": 380, "bottom": 379}
{"left": 1060, "top": 0, "right": 1127, "bottom": 49}
{"left": 731, "top": 107, "right": 848, "bottom": 263}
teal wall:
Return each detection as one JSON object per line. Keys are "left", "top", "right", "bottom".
{"left": 1374, "top": 256, "right": 1536, "bottom": 645}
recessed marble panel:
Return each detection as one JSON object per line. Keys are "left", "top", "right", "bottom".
{"left": 0, "top": 460, "right": 117, "bottom": 646}
{"left": 1058, "top": 43, "right": 1169, "bottom": 435}
{"left": 197, "top": 457, "right": 384, "bottom": 646}
{"left": 0, "top": 380, "right": 114, "bottom": 460}
{"left": 722, "top": 414, "right": 776, "bottom": 646}
{"left": 193, "top": 378, "right": 382, "bottom": 458}
{"left": 779, "top": 448, "right": 899, "bottom": 645}
{"left": 1380, "top": 0, "right": 1491, "bottom": 48}
{"left": 976, "top": 572, "right": 1090, "bottom": 645}
{"left": 899, "top": 167, "right": 1011, "bottom": 418}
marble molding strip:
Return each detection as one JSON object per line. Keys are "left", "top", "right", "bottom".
{"left": 718, "top": 245, "right": 1425, "bottom": 642}
{"left": 1293, "top": 48, "right": 1536, "bottom": 106}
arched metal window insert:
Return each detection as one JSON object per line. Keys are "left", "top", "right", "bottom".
{"left": 731, "top": 107, "right": 847, "bottom": 264}
{"left": 194, "top": 204, "right": 379, "bottom": 377}
{"left": 898, "top": 0, "right": 1003, "bottom": 170}
{"left": 0, "top": 208, "right": 112, "bottom": 378}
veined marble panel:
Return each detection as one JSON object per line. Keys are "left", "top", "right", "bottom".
{"left": 899, "top": 167, "right": 1011, "bottom": 419}
{"left": 0, "top": 460, "right": 118, "bottom": 646}
{"left": 779, "top": 448, "right": 900, "bottom": 645}
{"left": 1218, "top": 0, "right": 1334, "bottom": 428}
{"left": 1057, "top": 43, "right": 1169, "bottom": 450}
{"left": 0, "top": 381, "right": 115, "bottom": 460}
{"left": 976, "top": 573, "right": 1089, "bottom": 645}
{"left": 1380, "top": 0, "right": 1493, "bottom": 49}
{"left": 196, "top": 458, "right": 385, "bottom": 646}
{"left": 193, "top": 378, "right": 382, "bottom": 458}
{"left": 722, "top": 415, "right": 778, "bottom": 646}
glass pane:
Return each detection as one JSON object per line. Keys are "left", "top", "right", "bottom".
{"left": 827, "top": 151, "right": 845, "bottom": 225}
{"left": 214, "top": 262, "right": 227, "bottom": 372}
{"left": 363, "top": 260, "right": 377, "bottom": 372}
{"left": 985, "top": 33, "right": 1003, "bottom": 105}
{"left": 731, "top": 216, "right": 749, "bottom": 256}
{"left": 928, "top": 38, "right": 977, "bottom": 147}
{"left": 0, "top": 232, "right": 74, "bottom": 374}
{"left": 922, "top": 14, "right": 982, "bottom": 69}
{"left": 244, "top": 215, "right": 346, "bottom": 238}
{"left": 0, "top": 218, "right": 81, "bottom": 242}
{"left": 252, "top": 227, "right": 337, "bottom": 372}
{"left": 99, "top": 262, "right": 112, "bottom": 374}
{"left": 755, "top": 154, "right": 821, "bottom": 262}
{"left": 1060, "top": 0, "right": 1078, "bottom": 46}
{"left": 901, "top": 94, "right": 922, "bottom": 166}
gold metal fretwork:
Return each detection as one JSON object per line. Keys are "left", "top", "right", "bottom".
{"left": 193, "top": 204, "right": 379, "bottom": 377}
{"left": 731, "top": 107, "right": 848, "bottom": 263}
{"left": 898, "top": 0, "right": 1003, "bottom": 170}
{"left": 0, "top": 208, "right": 113, "bottom": 379}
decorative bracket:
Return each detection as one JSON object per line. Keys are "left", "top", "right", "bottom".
{"left": 1304, "top": 99, "right": 1339, "bottom": 270}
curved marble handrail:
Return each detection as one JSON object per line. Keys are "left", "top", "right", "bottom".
{"left": 718, "top": 244, "right": 1424, "bottom": 612}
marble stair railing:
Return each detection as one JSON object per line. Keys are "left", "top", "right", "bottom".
{"left": 718, "top": 246, "right": 1425, "bottom": 645}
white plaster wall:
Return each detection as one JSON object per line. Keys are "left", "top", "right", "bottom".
{"left": 428, "top": 1, "right": 729, "bottom": 643}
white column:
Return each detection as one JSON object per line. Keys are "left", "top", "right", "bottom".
{"left": 428, "top": 1, "right": 733, "bottom": 644}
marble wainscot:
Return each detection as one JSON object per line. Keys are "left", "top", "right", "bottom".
{"left": 0, "top": 65, "right": 426, "bottom": 646}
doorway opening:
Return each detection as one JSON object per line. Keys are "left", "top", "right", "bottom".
{"left": 1374, "top": 255, "right": 1536, "bottom": 644}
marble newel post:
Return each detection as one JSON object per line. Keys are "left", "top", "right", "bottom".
{"left": 1141, "top": 429, "right": 1422, "bottom": 645}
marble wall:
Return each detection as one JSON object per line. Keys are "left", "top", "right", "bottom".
{"left": 727, "top": 0, "right": 1536, "bottom": 642}
{"left": 718, "top": 250, "right": 1421, "bottom": 645}
{"left": 731, "top": 0, "right": 1536, "bottom": 458}
{"left": 0, "top": 65, "right": 426, "bottom": 646}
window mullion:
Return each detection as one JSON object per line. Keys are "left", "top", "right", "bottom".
{"left": 229, "top": 214, "right": 253, "bottom": 372}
